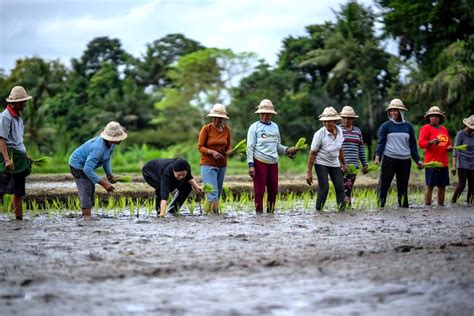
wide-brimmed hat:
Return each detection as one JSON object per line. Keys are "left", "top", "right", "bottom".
{"left": 463, "top": 115, "right": 474, "bottom": 129}
{"left": 339, "top": 106, "right": 359, "bottom": 118}
{"left": 424, "top": 106, "right": 446, "bottom": 121}
{"left": 319, "top": 107, "right": 341, "bottom": 121}
{"left": 385, "top": 98, "right": 407, "bottom": 111}
{"left": 207, "top": 103, "right": 229, "bottom": 119}
{"left": 6, "top": 86, "right": 32, "bottom": 103}
{"left": 255, "top": 99, "right": 277, "bottom": 114}
{"left": 100, "top": 121, "right": 128, "bottom": 142}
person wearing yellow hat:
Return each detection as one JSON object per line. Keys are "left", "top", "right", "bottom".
{"left": 247, "top": 99, "right": 297, "bottom": 213}
{"left": 306, "top": 107, "right": 346, "bottom": 211}
{"left": 374, "top": 98, "right": 423, "bottom": 208}
{"left": 418, "top": 106, "right": 452, "bottom": 206}
{"left": 451, "top": 114, "right": 474, "bottom": 204}
{"left": 0, "top": 86, "right": 33, "bottom": 220}
{"left": 198, "top": 103, "right": 233, "bottom": 214}
{"left": 69, "top": 121, "right": 127, "bottom": 218}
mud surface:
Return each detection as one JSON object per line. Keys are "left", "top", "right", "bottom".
{"left": 1, "top": 205, "right": 473, "bottom": 315}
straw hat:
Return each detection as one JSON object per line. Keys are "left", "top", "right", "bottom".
{"left": 339, "top": 106, "right": 359, "bottom": 118}
{"left": 385, "top": 98, "right": 407, "bottom": 111}
{"left": 319, "top": 107, "right": 341, "bottom": 121}
{"left": 6, "top": 86, "right": 32, "bottom": 103}
{"left": 100, "top": 121, "right": 128, "bottom": 142}
{"left": 463, "top": 115, "right": 474, "bottom": 129}
{"left": 207, "top": 103, "right": 229, "bottom": 119}
{"left": 255, "top": 99, "right": 277, "bottom": 114}
{"left": 424, "top": 106, "right": 446, "bottom": 120}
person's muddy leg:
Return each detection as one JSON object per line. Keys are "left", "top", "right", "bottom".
{"left": 437, "top": 186, "right": 445, "bottom": 206}
{"left": 425, "top": 186, "right": 434, "bottom": 206}
{"left": 266, "top": 163, "right": 278, "bottom": 213}
{"left": 315, "top": 164, "right": 329, "bottom": 211}
{"left": 451, "top": 168, "right": 467, "bottom": 203}
{"left": 467, "top": 170, "right": 474, "bottom": 204}
{"left": 253, "top": 160, "right": 267, "bottom": 213}
{"left": 396, "top": 158, "right": 411, "bottom": 208}
{"left": 377, "top": 156, "right": 396, "bottom": 208}
{"left": 13, "top": 195, "right": 23, "bottom": 220}
{"left": 329, "top": 166, "right": 345, "bottom": 211}
{"left": 82, "top": 208, "right": 91, "bottom": 217}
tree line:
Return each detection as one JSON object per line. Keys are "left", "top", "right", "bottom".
{"left": 0, "top": 0, "right": 472, "bottom": 160}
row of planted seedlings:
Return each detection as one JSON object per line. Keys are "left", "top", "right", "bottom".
{"left": 0, "top": 186, "right": 427, "bottom": 219}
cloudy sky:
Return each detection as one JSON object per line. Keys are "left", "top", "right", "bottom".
{"left": 1, "top": 0, "right": 381, "bottom": 73}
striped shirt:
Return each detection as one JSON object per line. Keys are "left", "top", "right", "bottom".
{"left": 340, "top": 125, "right": 367, "bottom": 168}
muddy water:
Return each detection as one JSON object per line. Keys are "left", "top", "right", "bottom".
{"left": 1, "top": 206, "right": 473, "bottom": 315}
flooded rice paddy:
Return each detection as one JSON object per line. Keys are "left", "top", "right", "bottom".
{"left": 1, "top": 201, "right": 473, "bottom": 315}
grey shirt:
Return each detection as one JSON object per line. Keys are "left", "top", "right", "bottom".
{"left": 453, "top": 130, "right": 474, "bottom": 170}
{"left": 0, "top": 108, "right": 26, "bottom": 153}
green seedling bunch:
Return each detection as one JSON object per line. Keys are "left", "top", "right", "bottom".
{"left": 294, "top": 137, "right": 308, "bottom": 150}
{"left": 30, "top": 157, "right": 49, "bottom": 167}
{"left": 203, "top": 183, "right": 214, "bottom": 194}
{"left": 346, "top": 164, "right": 358, "bottom": 175}
{"left": 116, "top": 175, "right": 133, "bottom": 183}
{"left": 231, "top": 139, "right": 247, "bottom": 157}
{"left": 423, "top": 161, "right": 444, "bottom": 168}
{"left": 452, "top": 144, "right": 468, "bottom": 152}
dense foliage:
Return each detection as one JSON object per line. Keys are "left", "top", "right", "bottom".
{"left": 0, "top": 1, "right": 472, "bottom": 161}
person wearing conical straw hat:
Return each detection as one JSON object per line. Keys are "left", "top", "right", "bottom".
{"left": 339, "top": 106, "right": 369, "bottom": 206}
{"left": 374, "top": 98, "right": 423, "bottom": 208}
{"left": 306, "top": 106, "right": 346, "bottom": 211}
{"left": 418, "top": 106, "right": 452, "bottom": 206}
{"left": 451, "top": 114, "right": 474, "bottom": 204}
{"left": 69, "top": 121, "right": 127, "bottom": 218}
{"left": 247, "top": 99, "right": 297, "bottom": 213}
{"left": 0, "top": 86, "right": 33, "bottom": 220}
{"left": 198, "top": 103, "right": 233, "bottom": 214}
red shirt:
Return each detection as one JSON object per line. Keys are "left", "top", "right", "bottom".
{"left": 418, "top": 124, "right": 451, "bottom": 166}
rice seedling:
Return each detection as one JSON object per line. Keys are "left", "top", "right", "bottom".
{"left": 294, "top": 137, "right": 308, "bottom": 150}
{"left": 452, "top": 144, "right": 468, "bottom": 152}
{"left": 116, "top": 175, "right": 133, "bottom": 183}
{"left": 346, "top": 164, "right": 358, "bottom": 175}
{"left": 423, "top": 161, "right": 445, "bottom": 168}
{"left": 203, "top": 183, "right": 214, "bottom": 194}
{"left": 144, "top": 198, "right": 154, "bottom": 215}
{"left": 30, "top": 156, "right": 49, "bottom": 167}
{"left": 231, "top": 139, "right": 247, "bottom": 157}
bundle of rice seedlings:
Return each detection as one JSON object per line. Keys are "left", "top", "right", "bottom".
{"left": 452, "top": 144, "right": 468, "bottom": 152}
{"left": 294, "top": 137, "right": 308, "bottom": 150}
{"left": 203, "top": 183, "right": 214, "bottom": 193}
{"left": 367, "top": 164, "right": 378, "bottom": 172}
{"left": 423, "top": 161, "right": 445, "bottom": 168}
{"left": 346, "top": 164, "right": 358, "bottom": 175}
{"left": 231, "top": 139, "right": 247, "bottom": 157}
{"left": 116, "top": 175, "right": 132, "bottom": 183}
{"left": 30, "top": 157, "right": 49, "bottom": 167}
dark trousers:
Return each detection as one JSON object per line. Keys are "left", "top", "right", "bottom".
{"left": 452, "top": 168, "right": 474, "bottom": 204}
{"left": 143, "top": 172, "right": 192, "bottom": 212}
{"left": 315, "top": 164, "right": 345, "bottom": 211}
{"left": 377, "top": 155, "right": 411, "bottom": 208}
{"left": 253, "top": 160, "right": 278, "bottom": 212}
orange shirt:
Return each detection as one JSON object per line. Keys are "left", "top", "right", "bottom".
{"left": 418, "top": 124, "right": 452, "bottom": 166}
{"left": 198, "top": 123, "right": 231, "bottom": 168}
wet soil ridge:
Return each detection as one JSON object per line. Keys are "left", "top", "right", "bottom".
{"left": 22, "top": 174, "right": 425, "bottom": 209}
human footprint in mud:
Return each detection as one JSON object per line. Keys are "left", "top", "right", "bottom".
{"left": 69, "top": 121, "right": 127, "bottom": 218}
{"left": 142, "top": 158, "right": 204, "bottom": 217}
{"left": 0, "top": 86, "right": 33, "bottom": 220}
{"left": 246, "top": 99, "right": 297, "bottom": 213}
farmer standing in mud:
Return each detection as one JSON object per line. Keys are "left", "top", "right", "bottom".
{"left": 339, "top": 106, "right": 368, "bottom": 206}
{"left": 418, "top": 106, "right": 452, "bottom": 206}
{"left": 0, "top": 86, "right": 33, "bottom": 220}
{"left": 247, "top": 99, "right": 297, "bottom": 213}
{"left": 306, "top": 107, "right": 346, "bottom": 211}
{"left": 374, "top": 98, "right": 423, "bottom": 208}
{"left": 198, "top": 104, "right": 233, "bottom": 214}
{"left": 69, "top": 121, "right": 127, "bottom": 218}
{"left": 142, "top": 158, "right": 204, "bottom": 217}
{"left": 451, "top": 114, "right": 474, "bottom": 204}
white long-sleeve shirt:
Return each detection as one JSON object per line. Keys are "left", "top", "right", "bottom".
{"left": 247, "top": 121, "right": 287, "bottom": 165}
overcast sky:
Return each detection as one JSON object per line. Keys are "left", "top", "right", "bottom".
{"left": 0, "top": 0, "right": 383, "bottom": 73}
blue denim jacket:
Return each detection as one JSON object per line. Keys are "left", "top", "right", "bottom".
{"left": 69, "top": 137, "right": 115, "bottom": 183}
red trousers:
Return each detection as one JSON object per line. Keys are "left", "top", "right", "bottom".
{"left": 253, "top": 160, "right": 279, "bottom": 212}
